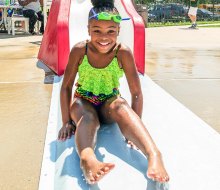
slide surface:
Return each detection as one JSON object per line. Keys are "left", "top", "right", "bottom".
{"left": 39, "top": 75, "right": 220, "bottom": 190}
{"left": 38, "top": 0, "right": 220, "bottom": 190}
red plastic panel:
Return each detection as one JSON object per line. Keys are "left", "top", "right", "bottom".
{"left": 38, "top": 0, "right": 71, "bottom": 76}
{"left": 121, "top": 0, "right": 145, "bottom": 74}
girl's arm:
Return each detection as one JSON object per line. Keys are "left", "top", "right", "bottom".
{"left": 60, "top": 43, "right": 84, "bottom": 125}
{"left": 119, "top": 45, "right": 143, "bottom": 118}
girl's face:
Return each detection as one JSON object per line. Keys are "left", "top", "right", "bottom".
{"left": 88, "top": 19, "right": 120, "bottom": 54}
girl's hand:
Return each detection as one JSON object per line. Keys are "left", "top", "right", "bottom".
{"left": 58, "top": 121, "right": 76, "bottom": 141}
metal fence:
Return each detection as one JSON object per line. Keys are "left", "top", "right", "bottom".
{"left": 135, "top": 1, "right": 220, "bottom": 25}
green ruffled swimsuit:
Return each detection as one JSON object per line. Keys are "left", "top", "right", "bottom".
{"left": 74, "top": 44, "right": 124, "bottom": 105}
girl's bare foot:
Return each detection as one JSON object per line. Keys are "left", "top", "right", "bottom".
{"left": 80, "top": 156, "right": 115, "bottom": 184}
{"left": 147, "top": 153, "right": 170, "bottom": 183}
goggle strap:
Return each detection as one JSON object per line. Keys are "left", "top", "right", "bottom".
{"left": 89, "top": 8, "right": 98, "bottom": 20}
{"left": 89, "top": 14, "right": 98, "bottom": 20}
{"left": 89, "top": 10, "right": 130, "bottom": 23}
{"left": 122, "top": 18, "right": 130, "bottom": 21}
{"left": 91, "top": 8, "right": 96, "bottom": 16}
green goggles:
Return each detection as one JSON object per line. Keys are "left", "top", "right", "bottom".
{"left": 89, "top": 10, "right": 130, "bottom": 23}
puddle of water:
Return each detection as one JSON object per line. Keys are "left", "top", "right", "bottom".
{"left": 146, "top": 47, "right": 220, "bottom": 133}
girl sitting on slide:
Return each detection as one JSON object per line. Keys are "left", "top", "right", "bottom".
{"left": 58, "top": 0, "right": 169, "bottom": 185}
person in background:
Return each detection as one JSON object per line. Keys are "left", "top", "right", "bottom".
{"left": 18, "top": 0, "right": 44, "bottom": 34}
{"left": 188, "top": 0, "right": 200, "bottom": 29}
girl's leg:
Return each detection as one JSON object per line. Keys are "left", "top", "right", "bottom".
{"left": 70, "top": 98, "right": 115, "bottom": 184}
{"left": 100, "top": 97, "right": 169, "bottom": 182}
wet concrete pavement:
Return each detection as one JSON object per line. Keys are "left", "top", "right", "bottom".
{"left": 0, "top": 34, "right": 52, "bottom": 190}
{"left": 0, "top": 25, "right": 219, "bottom": 189}
{"left": 146, "top": 26, "right": 220, "bottom": 133}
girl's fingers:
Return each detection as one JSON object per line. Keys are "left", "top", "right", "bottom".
{"left": 63, "top": 131, "right": 68, "bottom": 140}
{"left": 58, "top": 124, "right": 76, "bottom": 141}
{"left": 58, "top": 130, "right": 64, "bottom": 140}
{"left": 67, "top": 129, "right": 72, "bottom": 138}
{"left": 60, "top": 130, "right": 66, "bottom": 141}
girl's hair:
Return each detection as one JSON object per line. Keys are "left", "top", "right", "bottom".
{"left": 89, "top": 0, "right": 119, "bottom": 19}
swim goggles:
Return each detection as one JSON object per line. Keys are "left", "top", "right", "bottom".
{"left": 89, "top": 9, "right": 130, "bottom": 23}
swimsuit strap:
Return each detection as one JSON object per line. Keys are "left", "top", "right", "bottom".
{"left": 115, "top": 44, "right": 120, "bottom": 57}
{"left": 85, "top": 41, "right": 88, "bottom": 55}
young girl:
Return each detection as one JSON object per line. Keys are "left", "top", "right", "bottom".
{"left": 58, "top": 0, "right": 169, "bottom": 185}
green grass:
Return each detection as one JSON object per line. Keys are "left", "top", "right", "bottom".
{"left": 147, "top": 20, "right": 220, "bottom": 28}
{"left": 198, "top": 24, "right": 220, "bottom": 27}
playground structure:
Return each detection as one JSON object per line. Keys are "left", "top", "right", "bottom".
{"left": 37, "top": 1, "right": 220, "bottom": 190}
{"left": 38, "top": 0, "right": 145, "bottom": 76}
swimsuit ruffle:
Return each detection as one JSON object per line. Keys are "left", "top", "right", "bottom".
{"left": 77, "top": 56, "right": 123, "bottom": 96}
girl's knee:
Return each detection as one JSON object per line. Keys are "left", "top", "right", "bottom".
{"left": 70, "top": 99, "right": 81, "bottom": 117}
{"left": 109, "top": 98, "right": 128, "bottom": 114}
{"left": 71, "top": 98, "right": 83, "bottom": 110}
{"left": 80, "top": 112, "right": 100, "bottom": 131}
{"left": 70, "top": 98, "right": 99, "bottom": 126}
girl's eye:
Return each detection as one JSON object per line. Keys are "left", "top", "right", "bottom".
{"left": 91, "top": 30, "right": 117, "bottom": 35}
{"left": 93, "top": 30, "right": 101, "bottom": 34}
{"left": 108, "top": 30, "right": 116, "bottom": 34}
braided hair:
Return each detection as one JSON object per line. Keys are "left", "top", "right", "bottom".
{"left": 89, "top": 0, "right": 119, "bottom": 19}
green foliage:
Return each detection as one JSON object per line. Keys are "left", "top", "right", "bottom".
{"left": 147, "top": 20, "right": 220, "bottom": 27}
{"left": 135, "top": 0, "right": 220, "bottom": 5}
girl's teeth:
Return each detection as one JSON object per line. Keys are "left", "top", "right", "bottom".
{"left": 100, "top": 42, "right": 108, "bottom": 45}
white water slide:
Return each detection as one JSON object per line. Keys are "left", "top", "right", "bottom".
{"left": 38, "top": 1, "right": 220, "bottom": 190}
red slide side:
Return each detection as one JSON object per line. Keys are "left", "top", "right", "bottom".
{"left": 38, "top": 0, "right": 145, "bottom": 76}
{"left": 121, "top": 0, "right": 145, "bottom": 74}
{"left": 38, "top": 0, "right": 71, "bottom": 76}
